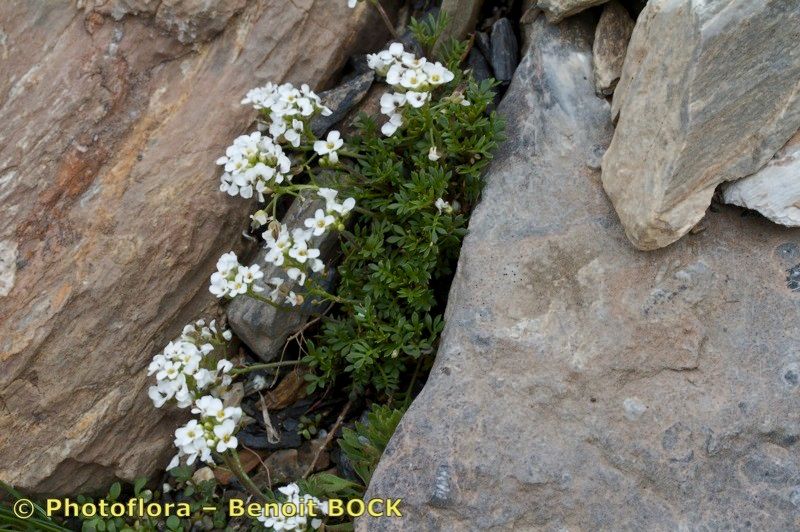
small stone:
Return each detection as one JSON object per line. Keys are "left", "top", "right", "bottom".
{"left": 263, "top": 369, "right": 309, "bottom": 410}
{"left": 535, "top": 0, "right": 610, "bottom": 22}
{"left": 623, "top": 397, "right": 647, "bottom": 421}
{"left": 489, "top": 18, "right": 519, "bottom": 83}
{"left": 192, "top": 466, "right": 216, "bottom": 484}
{"left": 474, "top": 31, "right": 492, "bottom": 61}
{"left": 466, "top": 48, "right": 492, "bottom": 83}
{"left": 592, "top": 1, "right": 634, "bottom": 96}
{"left": 311, "top": 71, "right": 375, "bottom": 137}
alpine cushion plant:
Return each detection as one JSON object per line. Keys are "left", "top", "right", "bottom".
{"left": 142, "top": 10, "right": 503, "bottom": 529}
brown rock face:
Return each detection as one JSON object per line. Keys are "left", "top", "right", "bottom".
{"left": 0, "top": 0, "right": 387, "bottom": 494}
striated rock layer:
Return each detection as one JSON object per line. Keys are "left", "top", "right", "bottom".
{"left": 363, "top": 10, "right": 800, "bottom": 530}
{"left": 602, "top": 0, "right": 800, "bottom": 250}
{"left": 0, "top": 0, "right": 387, "bottom": 494}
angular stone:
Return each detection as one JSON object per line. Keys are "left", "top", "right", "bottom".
{"left": 592, "top": 0, "right": 634, "bottom": 96}
{"left": 311, "top": 71, "right": 375, "bottom": 137}
{"left": 466, "top": 48, "right": 493, "bottom": 84}
{"left": 535, "top": 0, "right": 610, "bottom": 22}
{"left": 602, "top": 0, "right": 800, "bottom": 250}
{"left": 226, "top": 195, "right": 339, "bottom": 361}
{"left": 474, "top": 31, "right": 492, "bottom": 62}
{"left": 363, "top": 12, "right": 800, "bottom": 531}
{"left": 489, "top": 18, "right": 519, "bottom": 83}
{"left": 0, "top": 0, "right": 389, "bottom": 494}
{"left": 723, "top": 130, "right": 800, "bottom": 226}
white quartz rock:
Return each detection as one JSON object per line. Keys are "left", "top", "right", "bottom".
{"left": 723, "top": 131, "right": 800, "bottom": 226}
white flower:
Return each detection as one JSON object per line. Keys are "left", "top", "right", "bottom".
{"left": 317, "top": 187, "right": 339, "bottom": 210}
{"left": 388, "top": 42, "right": 404, "bottom": 57}
{"left": 173, "top": 419, "right": 210, "bottom": 465}
{"left": 435, "top": 197, "right": 453, "bottom": 214}
{"left": 288, "top": 240, "right": 320, "bottom": 264}
{"left": 217, "top": 132, "right": 291, "bottom": 201}
{"left": 429, "top": 146, "right": 441, "bottom": 161}
{"left": 400, "top": 69, "right": 426, "bottom": 90}
{"left": 213, "top": 419, "right": 238, "bottom": 453}
{"left": 380, "top": 92, "right": 405, "bottom": 115}
{"left": 313, "top": 130, "right": 344, "bottom": 164}
{"left": 405, "top": 91, "right": 429, "bottom": 108}
{"left": 304, "top": 208, "right": 336, "bottom": 236}
{"left": 209, "top": 252, "right": 264, "bottom": 299}
{"left": 347, "top": 0, "right": 359, "bottom": 7}
{"left": 148, "top": 319, "right": 234, "bottom": 410}
{"left": 287, "top": 267, "right": 307, "bottom": 286}
{"left": 422, "top": 61, "right": 455, "bottom": 86}
{"left": 257, "top": 483, "right": 328, "bottom": 531}
{"left": 250, "top": 209, "right": 269, "bottom": 229}
{"left": 332, "top": 197, "right": 356, "bottom": 216}
{"left": 241, "top": 82, "right": 330, "bottom": 149}
{"left": 381, "top": 112, "right": 403, "bottom": 137}
{"left": 285, "top": 291, "right": 301, "bottom": 307}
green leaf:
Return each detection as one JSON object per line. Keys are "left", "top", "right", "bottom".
{"left": 166, "top": 515, "right": 181, "bottom": 531}
{"left": 133, "top": 477, "right": 147, "bottom": 496}
{"left": 108, "top": 482, "right": 121, "bottom": 501}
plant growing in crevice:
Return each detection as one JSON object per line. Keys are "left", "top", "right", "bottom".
{"left": 138, "top": 7, "right": 503, "bottom": 531}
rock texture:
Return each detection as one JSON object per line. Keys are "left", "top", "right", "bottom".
{"left": 439, "top": 0, "right": 484, "bottom": 42}
{"left": 535, "top": 0, "right": 610, "bottom": 22}
{"left": 227, "top": 195, "right": 339, "bottom": 361}
{"left": 592, "top": 0, "right": 634, "bottom": 95}
{"left": 0, "top": 0, "right": 388, "bottom": 494}
{"left": 363, "top": 11, "right": 800, "bottom": 531}
{"left": 723, "top": 130, "right": 800, "bottom": 227}
{"left": 602, "top": 0, "right": 800, "bottom": 250}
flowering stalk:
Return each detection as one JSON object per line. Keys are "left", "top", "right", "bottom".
{"left": 222, "top": 450, "right": 268, "bottom": 503}
{"left": 229, "top": 360, "right": 302, "bottom": 377}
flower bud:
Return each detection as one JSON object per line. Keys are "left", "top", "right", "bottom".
{"left": 267, "top": 220, "right": 282, "bottom": 239}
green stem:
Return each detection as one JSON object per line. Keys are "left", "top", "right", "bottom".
{"left": 244, "top": 291, "right": 287, "bottom": 311}
{"left": 224, "top": 450, "right": 267, "bottom": 502}
{"left": 230, "top": 360, "right": 302, "bottom": 376}
{"left": 339, "top": 149, "right": 364, "bottom": 160}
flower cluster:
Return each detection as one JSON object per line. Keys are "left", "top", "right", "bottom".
{"left": 210, "top": 251, "right": 265, "bottom": 299}
{"left": 313, "top": 130, "right": 344, "bottom": 165}
{"left": 218, "top": 132, "right": 292, "bottom": 201}
{"left": 169, "top": 397, "right": 243, "bottom": 468}
{"left": 263, "top": 226, "right": 323, "bottom": 288}
{"left": 257, "top": 483, "right": 328, "bottom": 531}
{"left": 242, "top": 82, "right": 331, "bottom": 147}
{"left": 148, "top": 319, "right": 233, "bottom": 409}
{"left": 367, "top": 43, "right": 456, "bottom": 136}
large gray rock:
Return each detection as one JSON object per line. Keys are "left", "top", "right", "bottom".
{"left": 602, "top": 0, "right": 800, "bottom": 250}
{"left": 535, "top": 0, "right": 610, "bottom": 22}
{"left": 363, "top": 10, "right": 800, "bottom": 531}
{"left": 723, "top": 130, "right": 800, "bottom": 227}
{"left": 592, "top": 0, "right": 634, "bottom": 96}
